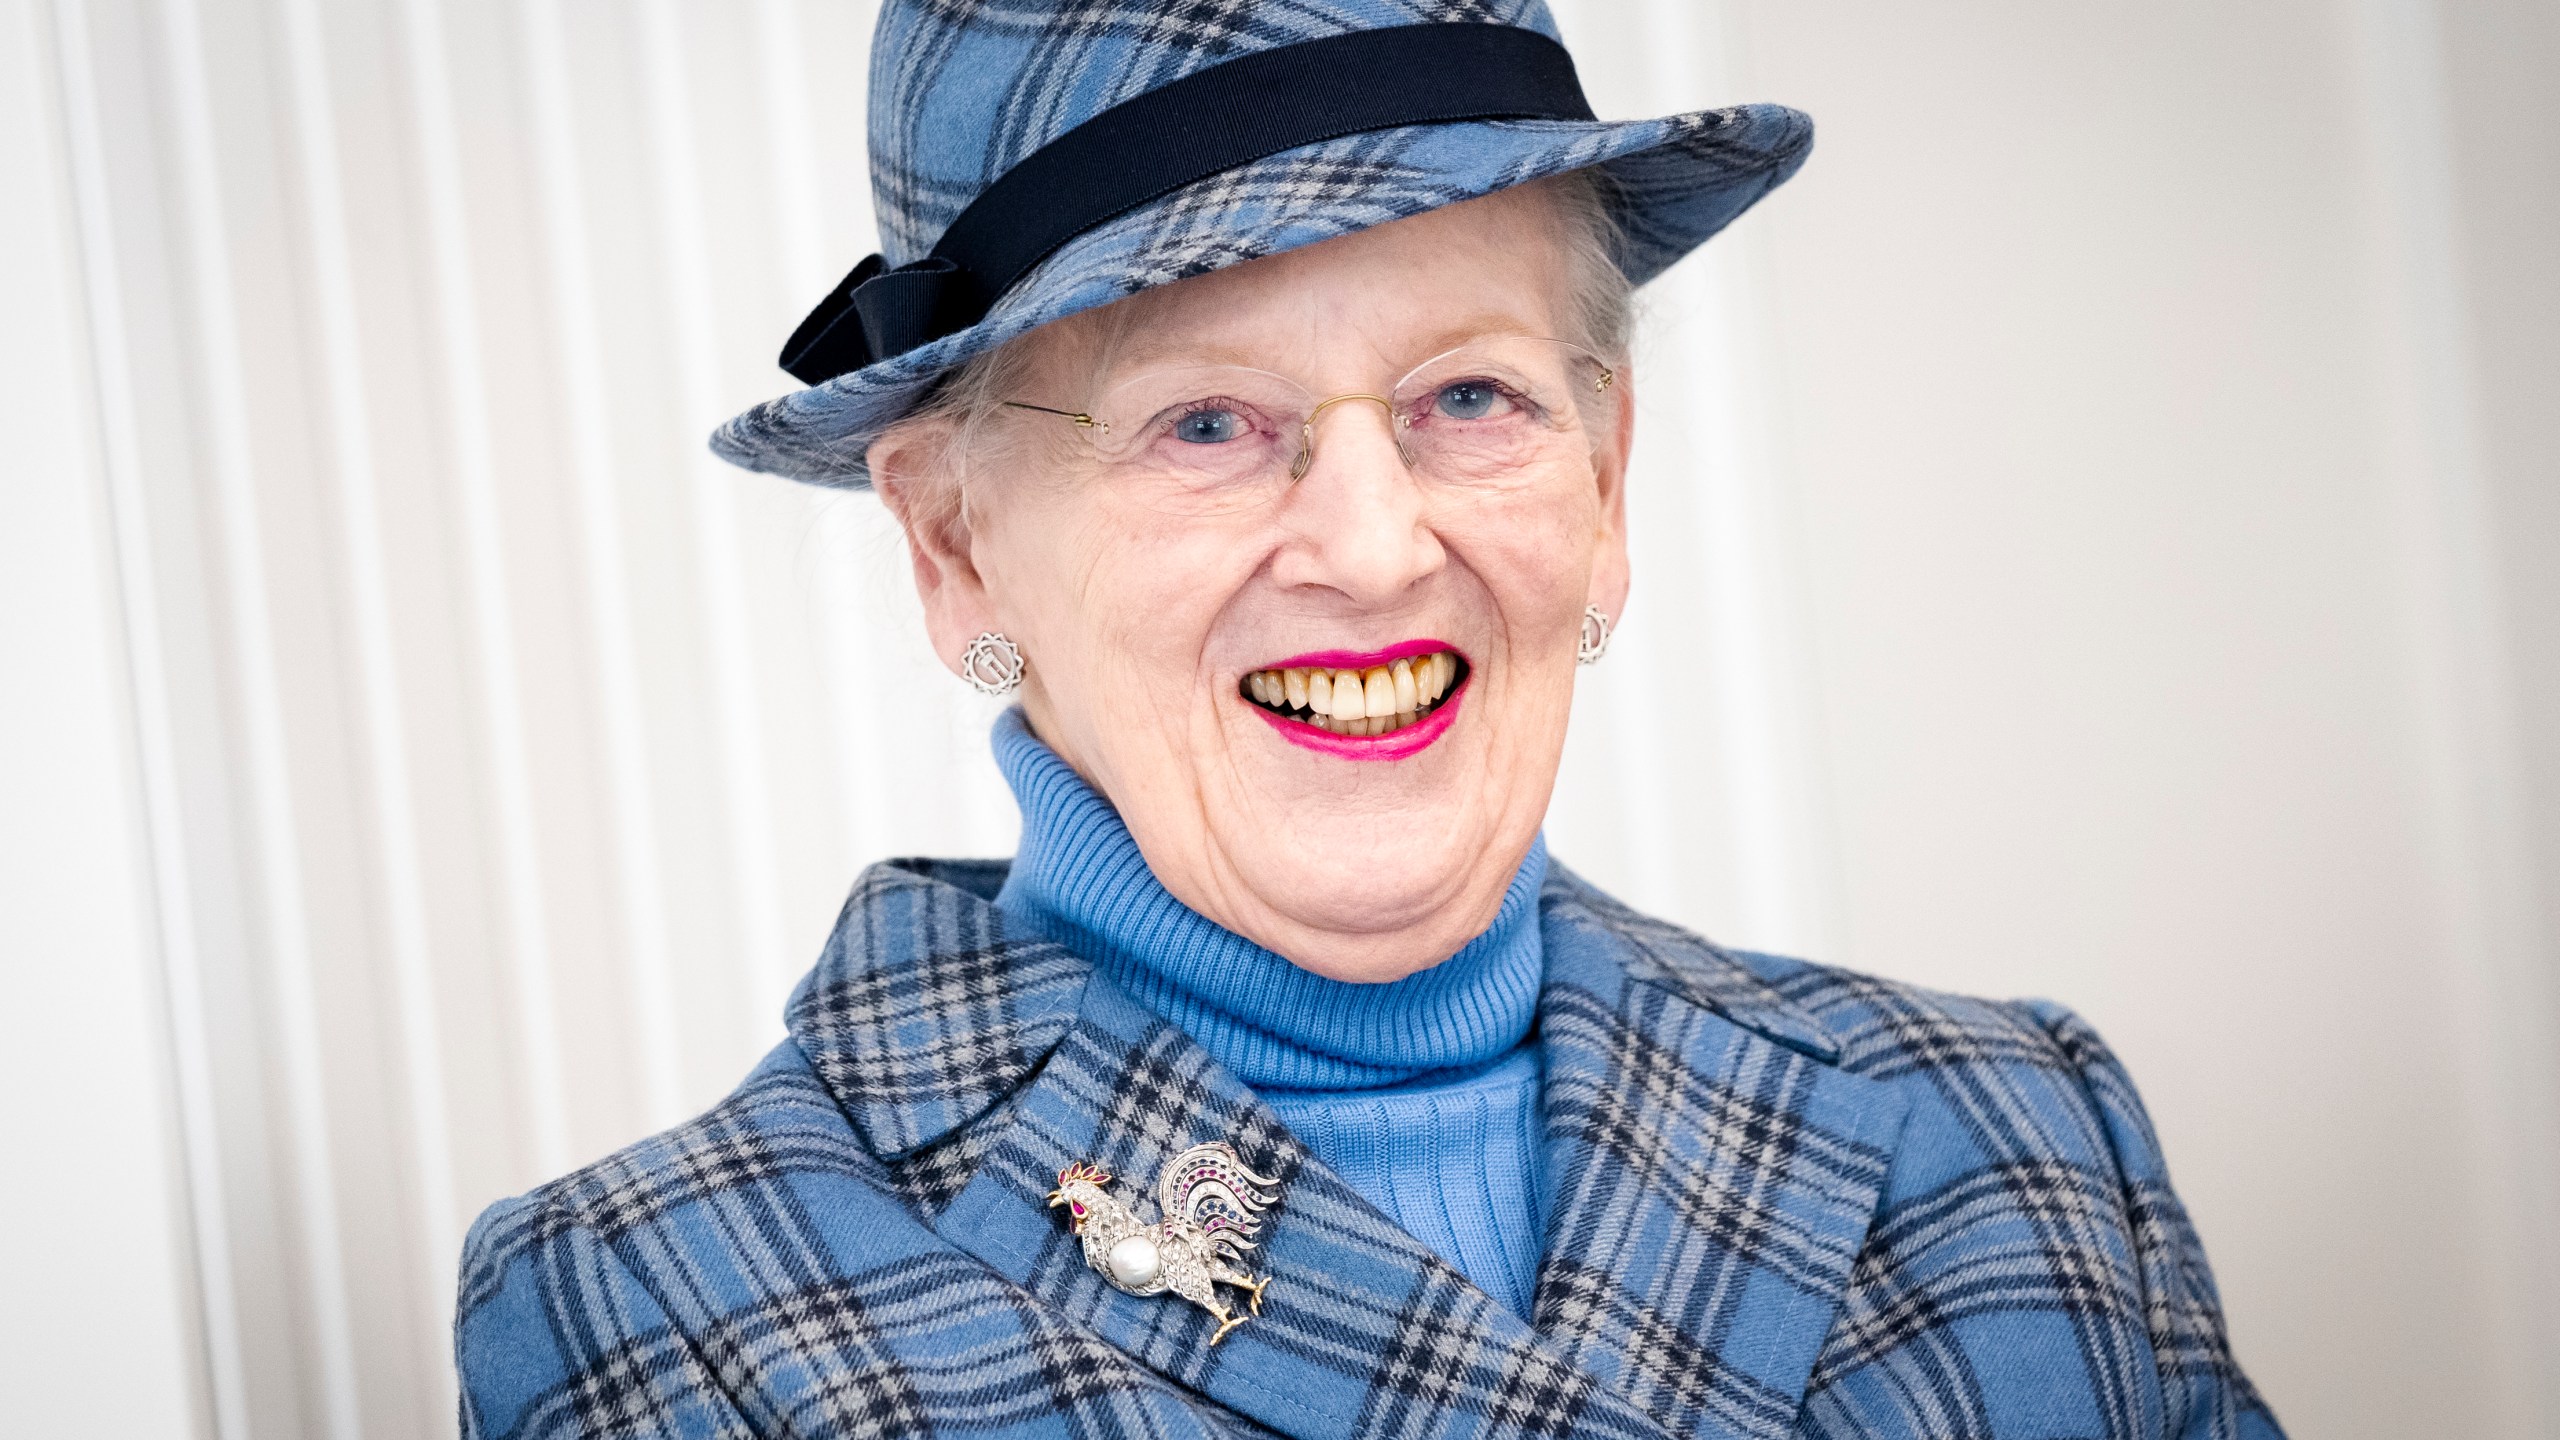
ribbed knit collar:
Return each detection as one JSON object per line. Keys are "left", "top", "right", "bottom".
{"left": 989, "top": 709, "right": 1545, "bottom": 1090}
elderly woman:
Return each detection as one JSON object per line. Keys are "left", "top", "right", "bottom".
{"left": 457, "top": 4, "right": 2281, "bottom": 1438}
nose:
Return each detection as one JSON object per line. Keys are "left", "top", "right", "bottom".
{"left": 1273, "top": 397, "right": 1442, "bottom": 603}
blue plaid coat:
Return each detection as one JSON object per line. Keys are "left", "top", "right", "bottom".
{"left": 457, "top": 858, "right": 2281, "bottom": 1439}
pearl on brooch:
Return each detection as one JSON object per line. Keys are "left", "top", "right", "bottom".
{"left": 1106, "top": 1234, "right": 1163, "bottom": 1288}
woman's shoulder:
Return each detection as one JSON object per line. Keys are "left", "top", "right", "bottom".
{"left": 1735, "top": 946, "right": 2180, "bottom": 1184}
{"left": 1701, "top": 937, "right": 2177, "bottom": 1168}
{"left": 460, "top": 858, "right": 1036, "bottom": 1278}
{"left": 1586, "top": 906, "right": 2274, "bottom": 1429}
{"left": 1543, "top": 864, "right": 2176, "bottom": 1181}
{"left": 1544, "top": 866, "right": 2277, "bottom": 1432}
{"left": 452, "top": 1039, "right": 980, "bottom": 1437}
{"left": 457, "top": 1040, "right": 896, "bottom": 1296}
{"left": 1731, "top": 943, "right": 2132, "bottom": 1092}
{"left": 1552, "top": 865, "right": 2113, "bottom": 1061}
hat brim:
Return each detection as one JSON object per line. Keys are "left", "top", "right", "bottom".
{"left": 710, "top": 103, "right": 1811, "bottom": 488}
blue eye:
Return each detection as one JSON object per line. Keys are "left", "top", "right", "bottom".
{"left": 1173, "top": 408, "right": 1247, "bottom": 443}
{"left": 1434, "top": 382, "right": 1502, "bottom": 420}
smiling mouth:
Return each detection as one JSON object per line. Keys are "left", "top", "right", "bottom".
{"left": 1239, "top": 650, "right": 1469, "bottom": 736}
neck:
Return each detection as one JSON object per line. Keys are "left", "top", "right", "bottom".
{"left": 989, "top": 709, "right": 1546, "bottom": 1090}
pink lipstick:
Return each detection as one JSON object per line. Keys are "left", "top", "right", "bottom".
{"left": 1259, "top": 637, "right": 1452, "bottom": 672}
{"left": 1248, "top": 682, "right": 1468, "bottom": 759}
{"left": 1235, "top": 642, "right": 1470, "bottom": 761}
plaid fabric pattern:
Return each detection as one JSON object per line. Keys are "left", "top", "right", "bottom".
{"left": 711, "top": 0, "right": 1813, "bottom": 486}
{"left": 457, "top": 858, "right": 2283, "bottom": 1438}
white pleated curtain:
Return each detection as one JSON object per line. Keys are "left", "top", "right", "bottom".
{"left": 45, "top": 0, "right": 1826, "bottom": 1434}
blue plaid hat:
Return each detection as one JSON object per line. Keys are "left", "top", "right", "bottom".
{"left": 710, "top": 0, "right": 1814, "bottom": 488}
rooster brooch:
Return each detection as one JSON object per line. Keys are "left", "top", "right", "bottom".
{"left": 1046, "top": 1142, "right": 1281, "bottom": 1344}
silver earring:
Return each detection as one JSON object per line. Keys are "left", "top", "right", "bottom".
{"left": 959, "top": 632, "right": 1025, "bottom": 696}
{"left": 1577, "top": 606, "right": 1613, "bottom": 666}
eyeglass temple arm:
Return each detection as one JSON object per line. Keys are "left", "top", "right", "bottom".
{"left": 1000, "top": 400, "right": 1099, "bottom": 428}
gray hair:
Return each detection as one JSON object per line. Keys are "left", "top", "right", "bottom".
{"left": 1541, "top": 165, "right": 1636, "bottom": 361}
{"left": 889, "top": 167, "right": 1634, "bottom": 528}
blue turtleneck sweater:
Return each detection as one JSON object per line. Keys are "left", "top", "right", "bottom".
{"left": 989, "top": 711, "right": 1549, "bottom": 1316}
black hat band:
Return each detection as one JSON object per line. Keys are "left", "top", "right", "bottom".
{"left": 779, "top": 22, "right": 1597, "bottom": 386}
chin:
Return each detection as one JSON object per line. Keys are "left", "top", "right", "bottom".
{"left": 1213, "top": 812, "right": 1514, "bottom": 980}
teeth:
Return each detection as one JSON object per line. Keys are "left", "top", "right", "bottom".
{"left": 1355, "top": 670, "right": 1388, "bottom": 719}
{"left": 1330, "top": 669, "right": 1362, "bottom": 719}
{"left": 1239, "top": 650, "right": 1465, "bottom": 734}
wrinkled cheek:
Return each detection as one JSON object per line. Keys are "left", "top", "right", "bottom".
{"left": 1446, "top": 494, "right": 1598, "bottom": 613}
{"left": 1093, "top": 522, "right": 1251, "bottom": 653}
{"left": 1040, "top": 521, "right": 1258, "bottom": 777}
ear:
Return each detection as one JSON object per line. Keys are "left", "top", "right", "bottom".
{"left": 1586, "top": 358, "right": 1635, "bottom": 623}
{"left": 868, "top": 419, "right": 1002, "bottom": 676}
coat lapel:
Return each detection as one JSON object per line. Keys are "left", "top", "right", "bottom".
{"left": 795, "top": 859, "right": 1907, "bottom": 1440}
{"left": 1531, "top": 868, "right": 1911, "bottom": 1440}
{"left": 800, "top": 860, "right": 1670, "bottom": 1439}
{"left": 933, "top": 973, "right": 1683, "bottom": 1440}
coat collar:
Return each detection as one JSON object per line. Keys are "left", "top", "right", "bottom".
{"left": 1538, "top": 862, "right": 1844, "bottom": 1063}
{"left": 1528, "top": 865, "right": 1906, "bottom": 1437}
{"left": 785, "top": 858, "right": 1091, "bottom": 1159}
{"left": 790, "top": 858, "right": 1906, "bottom": 1438}
{"left": 790, "top": 857, "right": 1849, "bottom": 1159}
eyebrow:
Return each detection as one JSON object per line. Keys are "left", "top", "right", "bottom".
{"left": 1097, "top": 310, "right": 1554, "bottom": 380}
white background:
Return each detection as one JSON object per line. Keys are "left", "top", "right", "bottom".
{"left": 3, "top": 0, "right": 2554, "bottom": 1436}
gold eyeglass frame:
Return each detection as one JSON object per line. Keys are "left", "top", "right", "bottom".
{"left": 999, "top": 338, "right": 1616, "bottom": 484}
